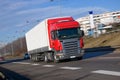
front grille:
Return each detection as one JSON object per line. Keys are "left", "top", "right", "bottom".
{"left": 62, "top": 40, "right": 80, "bottom": 54}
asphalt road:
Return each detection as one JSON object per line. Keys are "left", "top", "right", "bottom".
{"left": 0, "top": 49, "right": 120, "bottom": 80}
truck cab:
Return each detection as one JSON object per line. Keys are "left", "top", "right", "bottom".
{"left": 47, "top": 17, "right": 84, "bottom": 62}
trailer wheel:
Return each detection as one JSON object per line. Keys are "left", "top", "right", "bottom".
{"left": 30, "top": 54, "right": 34, "bottom": 61}
{"left": 30, "top": 54, "right": 39, "bottom": 62}
{"left": 35, "top": 55, "right": 39, "bottom": 62}
{"left": 44, "top": 53, "right": 49, "bottom": 63}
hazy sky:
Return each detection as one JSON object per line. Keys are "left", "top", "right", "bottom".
{"left": 0, "top": 0, "right": 120, "bottom": 43}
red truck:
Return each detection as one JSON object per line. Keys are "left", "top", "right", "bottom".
{"left": 25, "top": 16, "right": 84, "bottom": 62}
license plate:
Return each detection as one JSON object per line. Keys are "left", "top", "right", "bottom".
{"left": 70, "top": 56, "right": 76, "bottom": 58}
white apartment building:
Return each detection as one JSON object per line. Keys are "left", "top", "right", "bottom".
{"left": 76, "top": 11, "right": 120, "bottom": 35}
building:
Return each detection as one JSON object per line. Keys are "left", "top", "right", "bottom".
{"left": 76, "top": 11, "right": 120, "bottom": 35}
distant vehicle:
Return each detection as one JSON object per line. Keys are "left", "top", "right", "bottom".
{"left": 24, "top": 53, "right": 30, "bottom": 59}
{"left": 25, "top": 16, "right": 84, "bottom": 62}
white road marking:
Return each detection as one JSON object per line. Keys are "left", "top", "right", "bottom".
{"left": 31, "top": 63, "right": 40, "bottom": 66}
{"left": 13, "top": 62, "right": 41, "bottom": 66}
{"left": 42, "top": 65, "right": 55, "bottom": 67}
{"left": 92, "top": 70, "right": 120, "bottom": 77}
{"left": 12, "top": 62, "right": 31, "bottom": 65}
{"left": 60, "top": 66, "right": 81, "bottom": 70}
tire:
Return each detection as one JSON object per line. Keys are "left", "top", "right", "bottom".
{"left": 30, "top": 54, "right": 34, "bottom": 61}
{"left": 44, "top": 53, "right": 49, "bottom": 63}
{"left": 32, "top": 54, "right": 36, "bottom": 61}
{"left": 54, "top": 54, "right": 59, "bottom": 63}
{"left": 35, "top": 55, "right": 39, "bottom": 62}
{"left": 30, "top": 54, "right": 39, "bottom": 62}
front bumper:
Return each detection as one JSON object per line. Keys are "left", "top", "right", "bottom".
{"left": 56, "top": 49, "right": 84, "bottom": 60}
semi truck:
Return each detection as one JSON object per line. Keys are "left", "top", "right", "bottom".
{"left": 25, "top": 16, "right": 84, "bottom": 62}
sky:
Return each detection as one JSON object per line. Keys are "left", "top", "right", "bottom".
{"left": 0, "top": 0, "right": 120, "bottom": 44}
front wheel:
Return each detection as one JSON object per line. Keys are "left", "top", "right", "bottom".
{"left": 54, "top": 54, "right": 59, "bottom": 63}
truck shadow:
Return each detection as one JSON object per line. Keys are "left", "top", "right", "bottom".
{"left": 83, "top": 46, "right": 116, "bottom": 59}
{"left": 61, "top": 46, "right": 116, "bottom": 62}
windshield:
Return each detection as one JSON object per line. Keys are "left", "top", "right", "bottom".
{"left": 57, "top": 28, "right": 81, "bottom": 39}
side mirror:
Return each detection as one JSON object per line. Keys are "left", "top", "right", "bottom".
{"left": 80, "top": 30, "right": 84, "bottom": 37}
{"left": 51, "top": 31, "right": 56, "bottom": 40}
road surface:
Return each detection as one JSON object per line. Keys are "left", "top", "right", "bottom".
{"left": 0, "top": 48, "right": 120, "bottom": 80}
